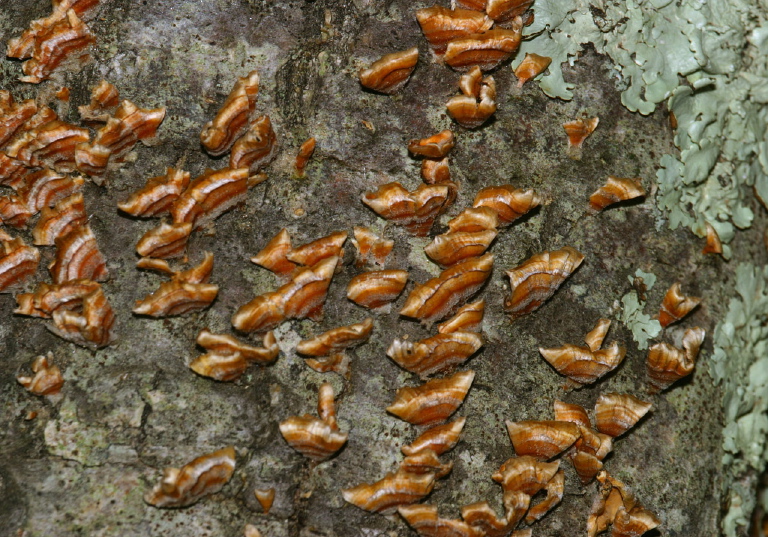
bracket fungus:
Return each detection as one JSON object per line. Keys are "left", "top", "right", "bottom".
{"left": 0, "top": 236, "right": 40, "bottom": 293}
{"left": 486, "top": 0, "right": 534, "bottom": 26}
{"left": 136, "top": 221, "right": 193, "bottom": 259}
{"left": 358, "top": 48, "right": 419, "bottom": 95}
{"left": 398, "top": 504, "right": 484, "bottom": 537}
{"left": 514, "top": 53, "right": 552, "bottom": 86}
{"left": 505, "top": 420, "right": 581, "bottom": 460}
{"left": 401, "top": 254, "right": 493, "bottom": 326}
{"left": 170, "top": 167, "right": 252, "bottom": 230}
{"left": 444, "top": 27, "right": 523, "bottom": 72}
{"left": 646, "top": 327, "right": 705, "bottom": 392}
{"left": 387, "top": 370, "right": 474, "bottom": 427}
{"left": 145, "top": 446, "right": 236, "bottom": 508}
{"left": 472, "top": 185, "right": 540, "bottom": 226}
{"left": 447, "top": 207, "right": 500, "bottom": 233}
{"left": 587, "top": 471, "right": 660, "bottom": 537}
{"left": 251, "top": 228, "right": 297, "bottom": 278}
{"left": 702, "top": 221, "right": 723, "bottom": 255}
{"left": 78, "top": 79, "right": 119, "bottom": 123}
{"left": 133, "top": 252, "right": 219, "bottom": 318}
{"left": 401, "top": 417, "right": 466, "bottom": 456}
{"left": 539, "top": 318, "right": 626, "bottom": 387}
{"left": 17, "top": 352, "right": 64, "bottom": 396}
{"left": 254, "top": 488, "right": 275, "bottom": 514}
{"left": 437, "top": 299, "right": 485, "bottom": 334}
{"left": 563, "top": 117, "right": 599, "bottom": 159}
{"left": 408, "top": 130, "right": 455, "bottom": 159}
{"left": 190, "top": 330, "right": 279, "bottom": 382}
{"left": 416, "top": 7, "right": 493, "bottom": 56}
{"left": 351, "top": 226, "right": 394, "bottom": 268}
{"left": 658, "top": 282, "right": 701, "bottom": 328}
{"left": 279, "top": 382, "right": 348, "bottom": 461}
{"left": 294, "top": 137, "right": 316, "bottom": 178}
{"left": 447, "top": 67, "right": 497, "bottom": 129}
{"left": 588, "top": 176, "right": 646, "bottom": 213}
{"left": 297, "top": 317, "right": 374, "bottom": 375}
{"left": 503, "top": 247, "right": 584, "bottom": 320}
{"left": 230, "top": 115, "right": 277, "bottom": 173}
{"left": 425, "top": 229, "right": 497, "bottom": 267}
{"left": 342, "top": 469, "right": 436, "bottom": 514}
{"left": 594, "top": 393, "right": 652, "bottom": 438}
{"left": 32, "top": 192, "right": 86, "bottom": 246}
{"left": 387, "top": 331, "right": 483, "bottom": 378}
{"left": 117, "top": 168, "right": 191, "bottom": 218}
{"left": 200, "top": 70, "right": 260, "bottom": 156}
{"left": 362, "top": 182, "right": 452, "bottom": 236}
{"left": 49, "top": 224, "right": 108, "bottom": 284}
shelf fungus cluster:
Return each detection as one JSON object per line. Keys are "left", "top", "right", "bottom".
{"left": 251, "top": 228, "right": 346, "bottom": 280}
{"left": 447, "top": 67, "right": 498, "bottom": 129}
{"left": 279, "top": 383, "right": 348, "bottom": 461}
{"left": 538, "top": 318, "right": 626, "bottom": 388}
{"left": 563, "top": 117, "right": 599, "bottom": 159}
{"left": 16, "top": 352, "right": 64, "bottom": 396}
{"left": 343, "top": 417, "right": 467, "bottom": 515}
{"left": 504, "top": 246, "right": 584, "bottom": 320}
{"left": 296, "top": 317, "right": 374, "bottom": 376}
{"left": 5, "top": 0, "right": 100, "bottom": 84}
{"left": 145, "top": 446, "right": 237, "bottom": 508}
{"left": 189, "top": 329, "right": 278, "bottom": 382}
{"left": 588, "top": 176, "right": 646, "bottom": 213}
{"left": 359, "top": 47, "right": 419, "bottom": 95}
{"left": 587, "top": 471, "right": 660, "bottom": 537}
{"left": 133, "top": 252, "right": 218, "bottom": 318}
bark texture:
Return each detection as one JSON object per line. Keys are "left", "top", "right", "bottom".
{"left": 1, "top": 1, "right": 762, "bottom": 536}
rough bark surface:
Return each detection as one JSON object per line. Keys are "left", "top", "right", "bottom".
{"left": 1, "top": 1, "right": 762, "bottom": 536}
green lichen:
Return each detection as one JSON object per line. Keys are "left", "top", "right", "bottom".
{"left": 618, "top": 290, "right": 661, "bottom": 350}
{"left": 518, "top": 0, "right": 768, "bottom": 255}
{"left": 711, "top": 264, "right": 768, "bottom": 535}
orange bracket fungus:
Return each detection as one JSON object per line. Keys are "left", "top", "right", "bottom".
{"left": 538, "top": 318, "right": 627, "bottom": 387}
{"left": 444, "top": 27, "right": 523, "bottom": 72}
{"left": 294, "top": 137, "right": 316, "bottom": 178}
{"left": 136, "top": 221, "right": 193, "bottom": 259}
{"left": 78, "top": 79, "right": 120, "bottom": 122}
{"left": 416, "top": 7, "right": 493, "bottom": 56}
{"left": 189, "top": 330, "right": 278, "bottom": 382}
{"left": 251, "top": 228, "right": 297, "bottom": 278}
{"left": 117, "top": 168, "right": 191, "bottom": 218}
{"left": 472, "top": 185, "right": 541, "bottom": 226}
{"left": 594, "top": 393, "right": 653, "bottom": 438}
{"left": 486, "top": 0, "right": 535, "bottom": 26}
{"left": 254, "top": 488, "right": 275, "bottom": 514}
{"left": 286, "top": 230, "right": 347, "bottom": 267}
{"left": 200, "top": 70, "right": 260, "bottom": 156}
{"left": 563, "top": 117, "right": 599, "bottom": 158}
{"left": 233, "top": 256, "right": 339, "bottom": 333}
{"left": 408, "top": 130, "right": 455, "bottom": 159}
{"left": 446, "top": 67, "right": 497, "bottom": 129}
{"left": 32, "top": 192, "right": 87, "bottom": 246}
{"left": 702, "top": 221, "right": 723, "bottom": 255}
{"left": 387, "top": 331, "right": 483, "bottom": 378}
{"left": 588, "top": 176, "right": 646, "bottom": 213}
{"left": 362, "top": 182, "right": 452, "bottom": 236}
{"left": 514, "top": 53, "right": 552, "bottom": 86}
{"left": 279, "top": 382, "right": 348, "bottom": 461}
{"left": 230, "top": 115, "right": 277, "bottom": 172}
{"left": 297, "top": 317, "right": 374, "bottom": 375}
{"left": 351, "top": 226, "right": 394, "bottom": 268}
{"left": 505, "top": 420, "right": 581, "bottom": 459}
{"left": 658, "top": 282, "right": 701, "bottom": 328}
{"left": 646, "top": 326, "right": 705, "bottom": 392}
{"left": 387, "top": 370, "right": 475, "bottom": 427}
{"left": 553, "top": 400, "right": 613, "bottom": 484}
{"left": 504, "top": 246, "right": 584, "bottom": 320}
{"left": 447, "top": 207, "right": 500, "bottom": 233}
{"left": 0, "top": 236, "right": 40, "bottom": 292}
{"left": 358, "top": 47, "right": 419, "bottom": 95}
{"left": 145, "top": 446, "right": 236, "bottom": 508}
{"left": 402, "top": 417, "right": 466, "bottom": 457}
{"left": 425, "top": 229, "right": 497, "bottom": 267}
{"left": 398, "top": 504, "right": 483, "bottom": 537}
{"left": 170, "top": 167, "right": 252, "bottom": 229}
{"left": 437, "top": 299, "right": 485, "bottom": 334}
{"left": 133, "top": 252, "right": 219, "bottom": 317}
{"left": 17, "top": 352, "right": 64, "bottom": 396}
{"left": 49, "top": 224, "right": 109, "bottom": 284}
{"left": 587, "top": 471, "right": 660, "bottom": 537}
{"left": 401, "top": 253, "right": 494, "bottom": 326}
{"left": 342, "top": 469, "right": 436, "bottom": 514}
